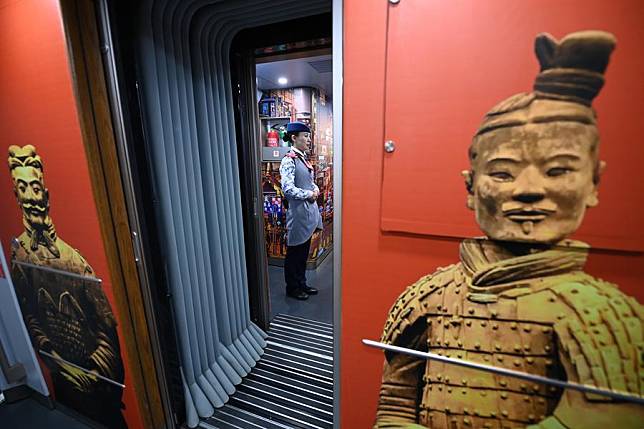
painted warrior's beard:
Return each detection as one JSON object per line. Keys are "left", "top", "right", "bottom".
{"left": 20, "top": 195, "right": 49, "bottom": 230}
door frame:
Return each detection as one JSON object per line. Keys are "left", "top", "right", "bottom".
{"left": 230, "top": 12, "right": 334, "bottom": 331}
{"left": 59, "top": 0, "right": 178, "bottom": 427}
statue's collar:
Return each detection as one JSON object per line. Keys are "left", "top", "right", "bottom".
{"left": 460, "top": 238, "right": 588, "bottom": 290}
{"left": 23, "top": 219, "right": 59, "bottom": 257}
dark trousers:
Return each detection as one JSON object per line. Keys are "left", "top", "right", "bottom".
{"left": 284, "top": 238, "right": 312, "bottom": 292}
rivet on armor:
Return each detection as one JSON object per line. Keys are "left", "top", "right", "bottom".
{"left": 491, "top": 309, "right": 498, "bottom": 318}
{"left": 480, "top": 391, "right": 487, "bottom": 397}
{"left": 514, "top": 359, "right": 521, "bottom": 367}
{"left": 458, "top": 340, "right": 463, "bottom": 347}
{"left": 529, "top": 414, "right": 536, "bottom": 421}
{"left": 527, "top": 357, "right": 535, "bottom": 364}
{"left": 445, "top": 376, "right": 450, "bottom": 382}
{"left": 474, "top": 342, "right": 481, "bottom": 349}
{"left": 437, "top": 304, "right": 442, "bottom": 311}
{"left": 548, "top": 297, "right": 556, "bottom": 303}
{"left": 544, "top": 345, "right": 552, "bottom": 352}
{"left": 463, "top": 408, "right": 470, "bottom": 415}
{"left": 533, "top": 384, "right": 540, "bottom": 391}
{"left": 538, "top": 398, "right": 545, "bottom": 405}
{"left": 492, "top": 323, "right": 499, "bottom": 330}
{"left": 437, "top": 374, "right": 442, "bottom": 381}
{"left": 447, "top": 387, "right": 452, "bottom": 393}
{"left": 545, "top": 359, "right": 554, "bottom": 366}
{"left": 443, "top": 307, "right": 449, "bottom": 313}
{"left": 455, "top": 288, "right": 461, "bottom": 294}
{"left": 520, "top": 383, "right": 527, "bottom": 390}
{"left": 484, "top": 423, "right": 492, "bottom": 429}
{"left": 542, "top": 327, "right": 551, "bottom": 334}
{"left": 445, "top": 406, "right": 450, "bottom": 412}
{"left": 462, "top": 389, "right": 467, "bottom": 395}
{"left": 462, "top": 379, "right": 468, "bottom": 385}
{"left": 510, "top": 322, "right": 517, "bottom": 330}
{"left": 502, "top": 410, "right": 509, "bottom": 417}
{"left": 490, "top": 411, "right": 497, "bottom": 418}
{"left": 593, "top": 328, "right": 601, "bottom": 334}
{"left": 499, "top": 380, "right": 507, "bottom": 387}
{"left": 524, "top": 396, "right": 531, "bottom": 403}
{"left": 571, "top": 288, "right": 578, "bottom": 294}
{"left": 457, "top": 353, "right": 463, "bottom": 358}
{"left": 468, "top": 308, "right": 475, "bottom": 314}
{"left": 497, "top": 355, "right": 504, "bottom": 362}
{"left": 466, "top": 320, "right": 472, "bottom": 327}
{"left": 463, "top": 418, "right": 471, "bottom": 426}
{"left": 438, "top": 289, "right": 443, "bottom": 295}
{"left": 524, "top": 345, "right": 531, "bottom": 351}
{"left": 501, "top": 392, "right": 508, "bottom": 399}
{"left": 437, "top": 317, "right": 443, "bottom": 324}
{"left": 483, "top": 355, "right": 490, "bottom": 362}
{"left": 423, "top": 301, "right": 429, "bottom": 308}
{"left": 523, "top": 326, "right": 532, "bottom": 332}
{"left": 495, "top": 343, "right": 501, "bottom": 351}
{"left": 438, "top": 385, "right": 443, "bottom": 391}
{"left": 481, "top": 321, "right": 487, "bottom": 327}
{"left": 557, "top": 313, "right": 565, "bottom": 320}
{"left": 444, "top": 323, "right": 449, "bottom": 330}
{"left": 474, "top": 409, "right": 481, "bottom": 416}
{"left": 444, "top": 339, "right": 450, "bottom": 346}
{"left": 427, "top": 320, "right": 432, "bottom": 325}
{"left": 514, "top": 344, "right": 521, "bottom": 352}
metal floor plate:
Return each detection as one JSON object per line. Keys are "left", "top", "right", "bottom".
{"left": 201, "top": 314, "right": 334, "bottom": 429}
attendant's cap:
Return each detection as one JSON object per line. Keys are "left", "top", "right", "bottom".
{"left": 286, "top": 122, "right": 311, "bottom": 134}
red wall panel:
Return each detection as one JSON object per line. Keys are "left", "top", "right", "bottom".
{"left": 0, "top": 1, "right": 144, "bottom": 427}
{"left": 341, "top": 1, "right": 644, "bottom": 427}
{"left": 381, "top": 0, "right": 644, "bottom": 251}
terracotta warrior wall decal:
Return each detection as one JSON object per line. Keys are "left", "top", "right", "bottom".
{"left": 8, "top": 145, "right": 127, "bottom": 428}
{"left": 376, "top": 31, "right": 643, "bottom": 429}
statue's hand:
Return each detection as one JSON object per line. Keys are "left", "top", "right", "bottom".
{"left": 59, "top": 363, "right": 98, "bottom": 392}
{"left": 50, "top": 350, "right": 98, "bottom": 392}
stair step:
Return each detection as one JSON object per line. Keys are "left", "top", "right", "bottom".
{"left": 202, "top": 314, "right": 334, "bottom": 429}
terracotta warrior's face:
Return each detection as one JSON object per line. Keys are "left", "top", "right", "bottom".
{"left": 12, "top": 165, "right": 49, "bottom": 229}
{"left": 465, "top": 121, "right": 604, "bottom": 244}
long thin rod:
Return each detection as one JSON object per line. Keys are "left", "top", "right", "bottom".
{"left": 12, "top": 259, "right": 102, "bottom": 283}
{"left": 39, "top": 350, "right": 125, "bottom": 389}
{"left": 362, "top": 339, "right": 644, "bottom": 405}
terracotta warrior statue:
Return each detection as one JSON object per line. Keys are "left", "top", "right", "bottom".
{"left": 376, "top": 31, "right": 643, "bottom": 429}
{"left": 8, "top": 145, "right": 127, "bottom": 428}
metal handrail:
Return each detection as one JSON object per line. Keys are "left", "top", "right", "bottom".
{"left": 363, "top": 339, "right": 644, "bottom": 405}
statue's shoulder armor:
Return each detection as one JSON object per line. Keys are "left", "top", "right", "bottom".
{"left": 381, "top": 263, "right": 463, "bottom": 345}
{"left": 548, "top": 275, "right": 643, "bottom": 400}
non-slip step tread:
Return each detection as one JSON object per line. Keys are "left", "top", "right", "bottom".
{"left": 201, "top": 314, "right": 334, "bottom": 429}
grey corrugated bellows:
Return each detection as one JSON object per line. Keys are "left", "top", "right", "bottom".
{"left": 135, "top": 0, "right": 330, "bottom": 427}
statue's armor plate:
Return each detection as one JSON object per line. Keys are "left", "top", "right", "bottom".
{"left": 381, "top": 263, "right": 644, "bottom": 429}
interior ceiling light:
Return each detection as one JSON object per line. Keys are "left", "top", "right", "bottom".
{"left": 277, "top": 77, "right": 288, "bottom": 85}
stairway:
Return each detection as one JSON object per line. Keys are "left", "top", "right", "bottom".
{"left": 201, "top": 314, "right": 334, "bottom": 429}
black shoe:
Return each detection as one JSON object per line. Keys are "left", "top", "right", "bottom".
{"left": 302, "top": 285, "right": 318, "bottom": 295}
{"left": 286, "top": 288, "right": 309, "bottom": 300}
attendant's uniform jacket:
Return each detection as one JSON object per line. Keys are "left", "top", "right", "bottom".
{"left": 279, "top": 147, "right": 323, "bottom": 246}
